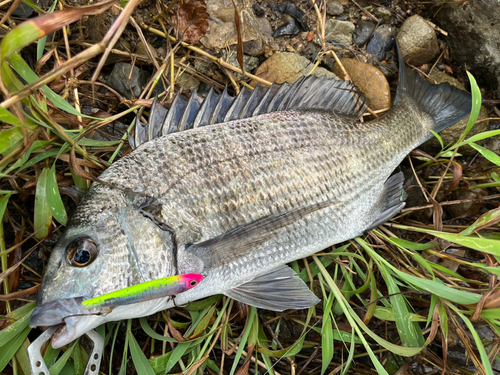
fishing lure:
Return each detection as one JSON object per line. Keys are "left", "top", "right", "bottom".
{"left": 82, "top": 274, "right": 203, "bottom": 309}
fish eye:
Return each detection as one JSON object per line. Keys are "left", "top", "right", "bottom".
{"left": 190, "top": 279, "right": 198, "bottom": 287}
{"left": 66, "top": 237, "right": 98, "bottom": 267}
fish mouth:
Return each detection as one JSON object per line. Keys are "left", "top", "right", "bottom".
{"left": 30, "top": 297, "right": 103, "bottom": 348}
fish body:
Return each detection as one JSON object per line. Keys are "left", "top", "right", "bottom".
{"left": 30, "top": 50, "right": 472, "bottom": 348}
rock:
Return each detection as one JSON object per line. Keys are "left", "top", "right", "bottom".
{"left": 105, "top": 63, "right": 149, "bottom": 100}
{"left": 373, "top": 7, "right": 391, "bottom": 23}
{"left": 366, "top": 24, "right": 395, "bottom": 61}
{"left": 483, "top": 134, "right": 500, "bottom": 155}
{"left": 194, "top": 58, "right": 228, "bottom": 85}
{"left": 201, "top": 0, "right": 274, "bottom": 56}
{"left": 325, "top": 19, "right": 355, "bottom": 46}
{"left": 396, "top": 15, "right": 440, "bottom": 66}
{"left": 223, "top": 51, "right": 259, "bottom": 79}
{"left": 331, "top": 59, "right": 391, "bottom": 111}
{"left": 326, "top": 1, "right": 344, "bottom": 16}
{"left": 433, "top": 0, "right": 500, "bottom": 99}
{"left": 353, "top": 20, "right": 376, "bottom": 48}
{"left": 135, "top": 41, "right": 159, "bottom": 61}
{"left": 420, "top": 69, "right": 489, "bottom": 155}
{"left": 444, "top": 189, "right": 488, "bottom": 218}
{"left": 250, "top": 53, "right": 339, "bottom": 86}
{"left": 12, "top": 3, "right": 34, "bottom": 18}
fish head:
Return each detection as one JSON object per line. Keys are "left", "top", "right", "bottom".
{"left": 30, "top": 186, "right": 177, "bottom": 348}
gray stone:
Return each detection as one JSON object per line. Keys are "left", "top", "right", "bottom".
{"left": 366, "top": 24, "right": 395, "bottom": 61}
{"left": 201, "top": 0, "right": 274, "bottom": 56}
{"left": 325, "top": 19, "right": 355, "bottom": 46}
{"left": 105, "top": 63, "right": 150, "bottom": 100}
{"left": 223, "top": 51, "right": 260, "bottom": 79}
{"left": 12, "top": 3, "right": 34, "bottom": 18}
{"left": 420, "top": 69, "right": 490, "bottom": 156}
{"left": 326, "top": 1, "right": 344, "bottom": 16}
{"left": 373, "top": 7, "right": 391, "bottom": 23}
{"left": 396, "top": 15, "right": 440, "bottom": 66}
{"left": 433, "top": 0, "right": 500, "bottom": 99}
{"left": 353, "top": 20, "right": 376, "bottom": 48}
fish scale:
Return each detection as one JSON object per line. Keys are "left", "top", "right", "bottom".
{"left": 30, "top": 50, "right": 473, "bottom": 353}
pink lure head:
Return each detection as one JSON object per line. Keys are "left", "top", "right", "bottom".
{"left": 179, "top": 273, "right": 204, "bottom": 289}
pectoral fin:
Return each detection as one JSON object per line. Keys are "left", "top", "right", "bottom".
{"left": 187, "top": 200, "right": 341, "bottom": 266}
{"left": 224, "top": 266, "right": 320, "bottom": 311}
{"left": 365, "top": 172, "right": 406, "bottom": 232}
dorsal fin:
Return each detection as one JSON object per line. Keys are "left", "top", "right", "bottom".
{"left": 178, "top": 89, "right": 204, "bottom": 132}
{"left": 131, "top": 76, "right": 368, "bottom": 150}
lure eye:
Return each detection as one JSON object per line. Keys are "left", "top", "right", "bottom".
{"left": 189, "top": 279, "right": 198, "bottom": 287}
{"left": 66, "top": 237, "right": 98, "bottom": 267}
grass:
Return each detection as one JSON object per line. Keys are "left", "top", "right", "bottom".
{"left": 0, "top": 1, "right": 500, "bottom": 374}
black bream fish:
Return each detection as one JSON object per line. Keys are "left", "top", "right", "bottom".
{"left": 30, "top": 51, "right": 471, "bottom": 348}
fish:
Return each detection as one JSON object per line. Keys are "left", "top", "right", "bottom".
{"left": 29, "top": 47, "right": 472, "bottom": 349}
{"left": 81, "top": 273, "right": 203, "bottom": 309}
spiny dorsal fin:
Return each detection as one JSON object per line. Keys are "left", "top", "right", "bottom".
{"left": 131, "top": 75, "right": 368, "bottom": 149}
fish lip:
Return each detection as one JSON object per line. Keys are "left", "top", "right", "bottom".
{"left": 29, "top": 297, "right": 87, "bottom": 328}
{"left": 30, "top": 297, "right": 103, "bottom": 348}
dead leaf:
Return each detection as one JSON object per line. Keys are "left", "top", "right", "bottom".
{"left": 174, "top": 0, "right": 209, "bottom": 44}
{"left": 444, "top": 65, "right": 453, "bottom": 74}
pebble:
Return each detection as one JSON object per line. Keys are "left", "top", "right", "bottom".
{"left": 420, "top": 69, "right": 489, "bottom": 156}
{"left": 326, "top": 0, "right": 344, "bottom": 16}
{"left": 105, "top": 62, "right": 149, "bottom": 100}
{"left": 396, "top": 15, "right": 440, "bottom": 66}
{"left": 366, "top": 24, "right": 395, "bottom": 61}
{"left": 250, "top": 53, "right": 339, "bottom": 86}
{"left": 353, "top": 20, "right": 376, "bottom": 48}
{"left": 373, "top": 7, "right": 391, "bottom": 23}
{"left": 331, "top": 59, "right": 391, "bottom": 111}
{"left": 325, "top": 19, "right": 355, "bottom": 46}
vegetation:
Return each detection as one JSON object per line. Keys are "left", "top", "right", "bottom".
{"left": 0, "top": 1, "right": 500, "bottom": 374}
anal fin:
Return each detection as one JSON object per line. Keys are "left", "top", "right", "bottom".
{"left": 365, "top": 172, "right": 407, "bottom": 232}
{"left": 225, "top": 266, "right": 320, "bottom": 311}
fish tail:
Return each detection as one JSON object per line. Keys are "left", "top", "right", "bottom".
{"left": 394, "top": 43, "right": 472, "bottom": 133}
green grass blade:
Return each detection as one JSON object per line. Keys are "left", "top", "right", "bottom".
{"left": 0, "top": 107, "right": 24, "bottom": 127}
{"left": 0, "top": 326, "right": 31, "bottom": 372}
{"left": 394, "top": 224, "right": 500, "bottom": 257}
{"left": 379, "top": 265, "right": 420, "bottom": 347}
{"left": 229, "top": 306, "right": 257, "bottom": 375}
{"left": 0, "top": 126, "right": 24, "bottom": 156}
{"left": 449, "top": 129, "right": 500, "bottom": 150}
{"left": 469, "top": 142, "right": 500, "bottom": 167}
{"left": 128, "top": 333, "right": 156, "bottom": 375}
{"left": 34, "top": 167, "right": 52, "bottom": 238}
{"left": 9, "top": 53, "right": 92, "bottom": 118}
{"left": 47, "top": 164, "right": 68, "bottom": 225}
{"left": 0, "top": 304, "right": 33, "bottom": 346}
{"left": 139, "top": 318, "right": 177, "bottom": 342}
{"left": 457, "top": 71, "right": 481, "bottom": 144}
{"left": 49, "top": 343, "right": 75, "bottom": 375}
{"left": 449, "top": 304, "right": 494, "bottom": 375}
{"left": 15, "top": 337, "right": 32, "bottom": 375}
{"left": 388, "top": 238, "right": 437, "bottom": 251}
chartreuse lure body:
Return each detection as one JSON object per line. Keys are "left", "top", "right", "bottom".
{"left": 82, "top": 274, "right": 203, "bottom": 309}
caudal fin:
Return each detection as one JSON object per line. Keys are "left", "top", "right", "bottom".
{"left": 394, "top": 44, "right": 472, "bottom": 133}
